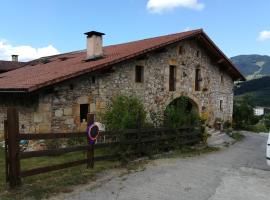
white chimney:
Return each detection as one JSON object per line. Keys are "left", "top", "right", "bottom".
{"left": 84, "top": 31, "right": 105, "bottom": 60}
{"left": 11, "top": 55, "right": 18, "bottom": 62}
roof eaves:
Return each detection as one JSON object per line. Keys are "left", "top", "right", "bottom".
{"left": 199, "top": 31, "right": 246, "bottom": 81}
{"left": 27, "top": 29, "right": 203, "bottom": 92}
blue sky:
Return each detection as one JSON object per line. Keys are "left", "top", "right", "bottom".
{"left": 0, "top": 0, "right": 269, "bottom": 61}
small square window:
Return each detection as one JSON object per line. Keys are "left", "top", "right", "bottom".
{"left": 135, "top": 65, "right": 144, "bottom": 83}
{"left": 80, "top": 104, "right": 89, "bottom": 122}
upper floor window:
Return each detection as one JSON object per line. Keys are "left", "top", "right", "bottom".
{"left": 196, "top": 50, "right": 200, "bottom": 58}
{"left": 135, "top": 65, "right": 144, "bottom": 83}
{"left": 220, "top": 100, "right": 223, "bottom": 111}
{"left": 195, "top": 67, "right": 201, "bottom": 91}
{"left": 91, "top": 76, "right": 96, "bottom": 84}
{"left": 220, "top": 75, "right": 224, "bottom": 85}
{"left": 178, "top": 46, "right": 184, "bottom": 55}
{"left": 169, "top": 65, "right": 176, "bottom": 91}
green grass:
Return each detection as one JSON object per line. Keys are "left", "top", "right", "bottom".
{"left": 230, "top": 132, "right": 245, "bottom": 141}
{"left": 0, "top": 148, "right": 120, "bottom": 200}
{"left": 154, "top": 146, "right": 220, "bottom": 159}
{"left": 0, "top": 144, "right": 219, "bottom": 200}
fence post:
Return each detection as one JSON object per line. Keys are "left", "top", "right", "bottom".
{"left": 7, "top": 107, "right": 21, "bottom": 187}
{"left": 4, "top": 120, "right": 9, "bottom": 183}
{"left": 87, "top": 114, "right": 95, "bottom": 168}
{"left": 137, "top": 115, "right": 142, "bottom": 156}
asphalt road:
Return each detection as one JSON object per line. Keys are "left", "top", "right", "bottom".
{"left": 53, "top": 132, "right": 270, "bottom": 200}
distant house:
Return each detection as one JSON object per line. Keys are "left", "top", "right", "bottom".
{"left": 254, "top": 107, "right": 264, "bottom": 116}
{"left": 0, "top": 29, "right": 245, "bottom": 135}
{"left": 0, "top": 55, "right": 25, "bottom": 73}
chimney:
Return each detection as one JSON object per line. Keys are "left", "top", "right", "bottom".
{"left": 84, "top": 31, "right": 105, "bottom": 60}
{"left": 11, "top": 55, "right": 18, "bottom": 62}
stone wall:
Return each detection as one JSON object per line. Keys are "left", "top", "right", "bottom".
{"left": 0, "top": 39, "right": 234, "bottom": 135}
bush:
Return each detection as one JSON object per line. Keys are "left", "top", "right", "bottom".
{"left": 264, "top": 113, "right": 270, "bottom": 131}
{"left": 103, "top": 95, "right": 147, "bottom": 164}
{"left": 230, "top": 132, "right": 245, "bottom": 141}
{"left": 103, "top": 95, "right": 146, "bottom": 131}
{"left": 233, "top": 94, "right": 261, "bottom": 130}
{"left": 164, "top": 96, "right": 201, "bottom": 128}
{"left": 103, "top": 95, "right": 203, "bottom": 164}
{"left": 247, "top": 123, "right": 268, "bottom": 133}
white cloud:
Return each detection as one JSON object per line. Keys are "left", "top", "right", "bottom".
{"left": 258, "top": 30, "right": 270, "bottom": 41}
{"left": 0, "top": 40, "right": 60, "bottom": 61}
{"left": 147, "top": 0, "right": 205, "bottom": 13}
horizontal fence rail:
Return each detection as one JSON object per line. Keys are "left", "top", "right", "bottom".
{"left": 4, "top": 108, "right": 203, "bottom": 188}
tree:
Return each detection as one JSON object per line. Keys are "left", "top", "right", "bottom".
{"left": 233, "top": 94, "right": 260, "bottom": 129}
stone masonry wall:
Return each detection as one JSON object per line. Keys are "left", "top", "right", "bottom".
{"left": 0, "top": 39, "right": 234, "bottom": 135}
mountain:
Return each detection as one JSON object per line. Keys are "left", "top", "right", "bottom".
{"left": 234, "top": 76, "right": 270, "bottom": 107}
{"left": 231, "top": 55, "right": 270, "bottom": 80}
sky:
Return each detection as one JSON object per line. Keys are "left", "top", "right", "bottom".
{"left": 0, "top": 0, "right": 269, "bottom": 61}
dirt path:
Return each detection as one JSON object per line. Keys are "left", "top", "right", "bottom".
{"left": 50, "top": 132, "right": 270, "bottom": 200}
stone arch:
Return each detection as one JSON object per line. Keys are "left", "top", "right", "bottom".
{"left": 163, "top": 92, "right": 201, "bottom": 115}
{"left": 165, "top": 96, "right": 199, "bottom": 114}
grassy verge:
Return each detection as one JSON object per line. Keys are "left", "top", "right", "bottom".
{"left": 153, "top": 146, "right": 219, "bottom": 159}
{"left": 230, "top": 132, "right": 245, "bottom": 141}
{"left": 0, "top": 148, "right": 120, "bottom": 200}
{"left": 0, "top": 144, "right": 218, "bottom": 200}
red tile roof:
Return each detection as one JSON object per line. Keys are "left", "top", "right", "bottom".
{"left": 0, "top": 61, "right": 26, "bottom": 73}
{"left": 0, "top": 29, "right": 245, "bottom": 92}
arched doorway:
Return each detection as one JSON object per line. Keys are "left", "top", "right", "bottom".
{"left": 164, "top": 96, "right": 199, "bottom": 127}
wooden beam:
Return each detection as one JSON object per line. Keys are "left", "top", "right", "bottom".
{"left": 7, "top": 108, "right": 21, "bottom": 187}
{"left": 217, "top": 58, "right": 225, "bottom": 64}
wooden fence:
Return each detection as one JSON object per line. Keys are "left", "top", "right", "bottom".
{"left": 4, "top": 108, "right": 202, "bottom": 188}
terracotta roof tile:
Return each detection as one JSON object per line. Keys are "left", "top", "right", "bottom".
{"left": 0, "top": 29, "right": 244, "bottom": 92}
{"left": 0, "top": 61, "right": 26, "bottom": 72}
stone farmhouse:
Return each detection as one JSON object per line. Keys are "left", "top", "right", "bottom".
{"left": 0, "top": 29, "right": 245, "bottom": 135}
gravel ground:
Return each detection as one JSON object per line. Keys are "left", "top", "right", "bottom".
{"left": 50, "top": 132, "right": 270, "bottom": 200}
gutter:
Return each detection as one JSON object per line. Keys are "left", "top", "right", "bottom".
{"left": 0, "top": 89, "right": 28, "bottom": 93}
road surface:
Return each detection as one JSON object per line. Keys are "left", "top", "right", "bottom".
{"left": 52, "top": 132, "right": 270, "bottom": 200}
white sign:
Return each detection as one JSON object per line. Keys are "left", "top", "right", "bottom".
{"left": 267, "top": 133, "right": 270, "bottom": 166}
{"left": 94, "top": 122, "right": 106, "bottom": 132}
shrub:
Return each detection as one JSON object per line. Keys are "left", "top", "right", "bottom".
{"left": 103, "top": 95, "right": 146, "bottom": 131}
{"left": 264, "top": 113, "right": 270, "bottom": 131}
{"left": 164, "top": 96, "right": 201, "bottom": 128}
{"left": 230, "top": 132, "right": 245, "bottom": 141}
{"left": 247, "top": 123, "right": 268, "bottom": 133}
{"left": 233, "top": 95, "right": 261, "bottom": 130}
{"left": 103, "top": 95, "right": 147, "bottom": 164}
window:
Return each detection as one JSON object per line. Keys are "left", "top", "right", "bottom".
{"left": 195, "top": 68, "right": 201, "bottom": 91}
{"left": 220, "top": 100, "right": 223, "bottom": 111}
{"left": 169, "top": 65, "right": 176, "bottom": 91}
{"left": 135, "top": 65, "right": 144, "bottom": 83}
{"left": 196, "top": 50, "right": 200, "bottom": 58}
{"left": 91, "top": 76, "right": 96, "bottom": 84}
{"left": 220, "top": 75, "right": 224, "bottom": 85}
{"left": 80, "top": 104, "right": 89, "bottom": 122}
{"left": 179, "top": 46, "right": 184, "bottom": 55}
